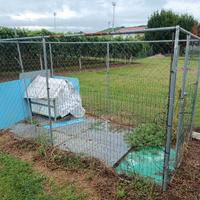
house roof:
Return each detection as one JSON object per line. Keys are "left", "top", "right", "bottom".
{"left": 98, "top": 26, "right": 124, "bottom": 33}
{"left": 117, "top": 26, "right": 146, "bottom": 33}
{"left": 97, "top": 25, "right": 146, "bottom": 34}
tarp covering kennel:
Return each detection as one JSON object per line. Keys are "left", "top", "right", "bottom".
{"left": 25, "top": 75, "right": 85, "bottom": 119}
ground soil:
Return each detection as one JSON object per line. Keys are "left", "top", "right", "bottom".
{"left": 194, "top": 126, "right": 200, "bottom": 133}
{"left": 0, "top": 131, "right": 199, "bottom": 200}
{"left": 162, "top": 139, "right": 200, "bottom": 200}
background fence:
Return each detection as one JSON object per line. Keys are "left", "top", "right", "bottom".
{"left": 0, "top": 26, "right": 199, "bottom": 191}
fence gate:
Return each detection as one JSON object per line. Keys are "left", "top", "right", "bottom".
{"left": 175, "top": 36, "right": 200, "bottom": 168}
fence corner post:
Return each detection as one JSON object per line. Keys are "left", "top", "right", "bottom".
{"left": 162, "top": 25, "right": 180, "bottom": 191}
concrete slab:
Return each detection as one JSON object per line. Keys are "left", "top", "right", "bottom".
{"left": 10, "top": 116, "right": 131, "bottom": 167}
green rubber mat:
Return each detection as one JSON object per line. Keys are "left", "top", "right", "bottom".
{"left": 116, "top": 147, "right": 176, "bottom": 184}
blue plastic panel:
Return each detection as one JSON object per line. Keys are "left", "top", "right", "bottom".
{"left": 0, "top": 79, "right": 31, "bottom": 129}
{"left": 43, "top": 118, "right": 85, "bottom": 129}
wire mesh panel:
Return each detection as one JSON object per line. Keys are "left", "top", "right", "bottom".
{"left": 0, "top": 42, "right": 21, "bottom": 82}
{"left": 108, "top": 41, "right": 172, "bottom": 184}
{"left": 46, "top": 40, "right": 174, "bottom": 185}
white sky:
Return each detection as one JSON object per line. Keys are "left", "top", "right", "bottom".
{"left": 0, "top": 0, "right": 200, "bottom": 32}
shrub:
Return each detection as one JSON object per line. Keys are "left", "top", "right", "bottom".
{"left": 125, "top": 123, "right": 165, "bottom": 149}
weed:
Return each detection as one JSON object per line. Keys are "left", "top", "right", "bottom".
{"left": 25, "top": 118, "right": 39, "bottom": 125}
{"left": 132, "top": 174, "right": 155, "bottom": 200}
{"left": 35, "top": 133, "right": 49, "bottom": 157}
{"left": 89, "top": 121, "right": 102, "bottom": 130}
{"left": 116, "top": 183, "right": 127, "bottom": 199}
{"left": 85, "top": 171, "right": 96, "bottom": 182}
{"left": 53, "top": 153, "right": 85, "bottom": 170}
{"left": 125, "top": 123, "right": 165, "bottom": 149}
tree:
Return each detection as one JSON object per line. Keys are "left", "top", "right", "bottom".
{"left": 145, "top": 10, "right": 198, "bottom": 54}
{"left": 0, "top": 27, "right": 27, "bottom": 39}
{"left": 178, "top": 14, "right": 198, "bottom": 34}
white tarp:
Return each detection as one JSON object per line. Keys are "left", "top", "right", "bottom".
{"left": 25, "top": 75, "right": 85, "bottom": 118}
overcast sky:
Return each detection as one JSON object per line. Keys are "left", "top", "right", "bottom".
{"left": 1, "top": 0, "right": 200, "bottom": 32}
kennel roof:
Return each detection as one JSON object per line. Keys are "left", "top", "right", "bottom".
{"left": 25, "top": 75, "right": 85, "bottom": 118}
{"left": 25, "top": 75, "right": 72, "bottom": 99}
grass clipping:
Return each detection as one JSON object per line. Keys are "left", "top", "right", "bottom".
{"left": 125, "top": 123, "right": 165, "bottom": 149}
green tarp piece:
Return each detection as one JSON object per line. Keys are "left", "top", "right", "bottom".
{"left": 116, "top": 147, "right": 176, "bottom": 184}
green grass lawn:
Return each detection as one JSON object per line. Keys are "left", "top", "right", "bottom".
{"left": 63, "top": 57, "right": 200, "bottom": 128}
{"left": 0, "top": 152, "right": 86, "bottom": 200}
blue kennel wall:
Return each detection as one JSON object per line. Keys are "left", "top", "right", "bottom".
{"left": 0, "top": 76, "right": 80, "bottom": 129}
{"left": 0, "top": 79, "right": 31, "bottom": 129}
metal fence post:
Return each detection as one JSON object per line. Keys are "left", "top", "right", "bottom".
{"left": 106, "top": 42, "right": 110, "bottom": 73}
{"left": 79, "top": 57, "right": 82, "bottom": 70}
{"left": 163, "top": 26, "right": 180, "bottom": 191}
{"left": 49, "top": 43, "right": 54, "bottom": 76}
{"left": 40, "top": 54, "right": 43, "bottom": 70}
{"left": 14, "top": 30, "right": 33, "bottom": 122}
{"left": 105, "top": 42, "right": 110, "bottom": 130}
{"left": 188, "top": 41, "right": 200, "bottom": 140}
{"left": 16, "top": 43, "right": 24, "bottom": 73}
{"left": 175, "top": 35, "right": 191, "bottom": 167}
{"left": 106, "top": 42, "right": 110, "bottom": 107}
{"left": 42, "top": 37, "right": 53, "bottom": 145}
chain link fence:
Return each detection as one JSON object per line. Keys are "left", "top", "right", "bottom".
{"left": 0, "top": 26, "right": 199, "bottom": 191}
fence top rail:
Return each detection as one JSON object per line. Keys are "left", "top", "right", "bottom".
{"left": 0, "top": 26, "right": 199, "bottom": 41}
{"left": 0, "top": 35, "right": 49, "bottom": 41}
{"left": 179, "top": 27, "right": 200, "bottom": 40}
{"left": 0, "top": 39, "right": 199, "bottom": 44}
{"left": 0, "top": 26, "right": 177, "bottom": 41}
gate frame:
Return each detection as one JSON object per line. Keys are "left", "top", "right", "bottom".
{"left": 175, "top": 34, "right": 191, "bottom": 168}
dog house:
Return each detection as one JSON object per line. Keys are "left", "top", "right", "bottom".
{"left": 25, "top": 75, "right": 85, "bottom": 120}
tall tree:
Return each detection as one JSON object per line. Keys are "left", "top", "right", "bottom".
{"left": 145, "top": 10, "right": 198, "bottom": 54}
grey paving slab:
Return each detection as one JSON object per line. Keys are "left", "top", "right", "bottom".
{"left": 10, "top": 116, "right": 131, "bottom": 167}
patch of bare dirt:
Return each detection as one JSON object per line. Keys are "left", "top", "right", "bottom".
{"left": 148, "top": 54, "right": 165, "bottom": 59}
{"left": 194, "top": 127, "right": 200, "bottom": 133}
{"left": 159, "top": 139, "right": 200, "bottom": 200}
